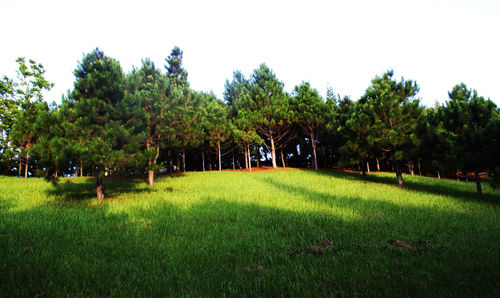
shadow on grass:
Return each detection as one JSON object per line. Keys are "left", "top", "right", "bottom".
{"left": 45, "top": 176, "right": 152, "bottom": 201}
{"left": 313, "top": 169, "right": 500, "bottom": 203}
{"left": 1, "top": 192, "right": 498, "bottom": 297}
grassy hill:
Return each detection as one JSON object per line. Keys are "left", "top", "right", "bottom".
{"left": 1, "top": 169, "right": 499, "bottom": 296}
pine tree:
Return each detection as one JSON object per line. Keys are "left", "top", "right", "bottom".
{"left": 224, "top": 71, "right": 261, "bottom": 171}
{"left": 165, "top": 46, "right": 188, "bottom": 88}
{"left": 249, "top": 64, "right": 293, "bottom": 168}
{"left": 442, "top": 83, "right": 499, "bottom": 198}
{"left": 291, "top": 82, "right": 328, "bottom": 170}
{"left": 338, "top": 100, "right": 375, "bottom": 176}
{"left": 202, "top": 93, "right": 230, "bottom": 171}
{"left": 126, "top": 59, "right": 172, "bottom": 187}
{"left": 70, "top": 48, "right": 131, "bottom": 200}
{"left": 361, "top": 70, "right": 422, "bottom": 186}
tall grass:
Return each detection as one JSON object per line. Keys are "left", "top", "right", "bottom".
{"left": 1, "top": 169, "right": 498, "bottom": 296}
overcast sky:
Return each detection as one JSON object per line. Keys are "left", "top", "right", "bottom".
{"left": 1, "top": 0, "right": 499, "bottom": 106}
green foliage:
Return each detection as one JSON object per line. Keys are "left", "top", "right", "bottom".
{"left": 125, "top": 59, "right": 172, "bottom": 174}
{"left": 357, "top": 70, "right": 423, "bottom": 184}
{"left": 442, "top": 83, "right": 498, "bottom": 172}
{"left": 338, "top": 100, "right": 375, "bottom": 174}
{"left": 201, "top": 93, "right": 231, "bottom": 170}
{"left": 440, "top": 83, "right": 499, "bottom": 196}
{"left": 70, "top": 48, "right": 135, "bottom": 197}
{"left": 224, "top": 71, "right": 261, "bottom": 146}
{"left": 14, "top": 57, "right": 54, "bottom": 106}
{"left": 291, "top": 82, "right": 329, "bottom": 170}
{"left": 165, "top": 46, "right": 188, "bottom": 88}
{"left": 249, "top": 64, "right": 293, "bottom": 167}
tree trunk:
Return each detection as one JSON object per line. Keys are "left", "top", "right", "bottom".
{"left": 55, "top": 169, "right": 58, "bottom": 178}
{"left": 208, "top": 154, "right": 212, "bottom": 171}
{"left": 247, "top": 143, "right": 252, "bottom": 172}
{"left": 437, "top": 171, "right": 441, "bottom": 179}
{"left": 80, "top": 161, "right": 83, "bottom": 177}
{"left": 232, "top": 148, "right": 235, "bottom": 170}
{"left": 18, "top": 158, "right": 22, "bottom": 177}
{"left": 256, "top": 146, "right": 260, "bottom": 168}
{"left": 366, "top": 161, "right": 370, "bottom": 173}
{"left": 475, "top": 170, "right": 483, "bottom": 198}
{"left": 361, "top": 161, "right": 366, "bottom": 177}
{"left": 418, "top": 159, "right": 422, "bottom": 176}
{"left": 280, "top": 146, "right": 286, "bottom": 168}
{"left": 182, "top": 151, "right": 186, "bottom": 173}
{"left": 24, "top": 152, "right": 29, "bottom": 178}
{"left": 176, "top": 152, "right": 180, "bottom": 172}
{"left": 270, "top": 136, "right": 277, "bottom": 168}
{"left": 148, "top": 170, "right": 154, "bottom": 187}
{"left": 395, "top": 162, "right": 404, "bottom": 186}
{"left": 96, "top": 175, "right": 104, "bottom": 201}
{"left": 74, "top": 167, "right": 78, "bottom": 177}
{"left": 376, "top": 158, "right": 380, "bottom": 171}
{"left": 244, "top": 145, "right": 248, "bottom": 169}
{"left": 311, "top": 131, "right": 318, "bottom": 171}
{"left": 202, "top": 146, "right": 206, "bottom": 172}
{"left": 218, "top": 138, "right": 221, "bottom": 171}
{"left": 147, "top": 141, "right": 154, "bottom": 187}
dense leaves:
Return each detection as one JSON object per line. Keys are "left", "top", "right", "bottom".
{"left": 1, "top": 52, "right": 499, "bottom": 199}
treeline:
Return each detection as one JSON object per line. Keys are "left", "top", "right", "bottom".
{"left": 0, "top": 47, "right": 499, "bottom": 199}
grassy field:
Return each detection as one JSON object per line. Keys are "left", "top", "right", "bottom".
{"left": 1, "top": 169, "right": 499, "bottom": 297}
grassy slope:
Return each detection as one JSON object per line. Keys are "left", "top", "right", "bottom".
{"left": 0, "top": 169, "right": 499, "bottom": 297}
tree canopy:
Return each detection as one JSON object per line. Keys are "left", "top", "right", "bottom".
{"left": 1, "top": 51, "right": 499, "bottom": 199}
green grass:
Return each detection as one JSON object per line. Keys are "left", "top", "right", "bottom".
{"left": 1, "top": 169, "right": 499, "bottom": 297}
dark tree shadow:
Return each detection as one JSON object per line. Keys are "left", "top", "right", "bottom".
{"left": 312, "top": 169, "right": 500, "bottom": 203}
{"left": 1, "top": 192, "right": 498, "bottom": 297}
{"left": 45, "top": 177, "right": 152, "bottom": 201}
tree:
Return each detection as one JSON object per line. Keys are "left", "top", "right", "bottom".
{"left": 442, "top": 83, "right": 499, "bottom": 198}
{"left": 249, "top": 64, "right": 293, "bottom": 168}
{"left": 291, "top": 82, "right": 328, "bottom": 170}
{"left": 70, "top": 48, "right": 131, "bottom": 200}
{"left": 165, "top": 46, "right": 188, "bottom": 88}
{"left": 10, "top": 101, "right": 49, "bottom": 178}
{"left": 126, "top": 59, "right": 172, "bottom": 187}
{"left": 32, "top": 102, "right": 71, "bottom": 180}
{"left": 224, "top": 71, "right": 261, "bottom": 171}
{"left": 325, "top": 93, "right": 353, "bottom": 168}
{"left": 0, "top": 75, "right": 16, "bottom": 137}
{"left": 361, "top": 70, "right": 422, "bottom": 186}
{"left": 9, "top": 58, "right": 53, "bottom": 178}
{"left": 338, "top": 100, "right": 375, "bottom": 176}
{"left": 0, "top": 76, "right": 17, "bottom": 174}
{"left": 202, "top": 93, "right": 230, "bottom": 171}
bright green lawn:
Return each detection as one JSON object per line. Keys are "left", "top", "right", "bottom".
{"left": 0, "top": 169, "right": 499, "bottom": 297}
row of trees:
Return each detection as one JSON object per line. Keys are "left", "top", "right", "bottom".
{"left": 1, "top": 47, "right": 499, "bottom": 199}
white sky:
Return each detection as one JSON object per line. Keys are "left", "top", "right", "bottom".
{"left": 1, "top": 0, "right": 499, "bottom": 106}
